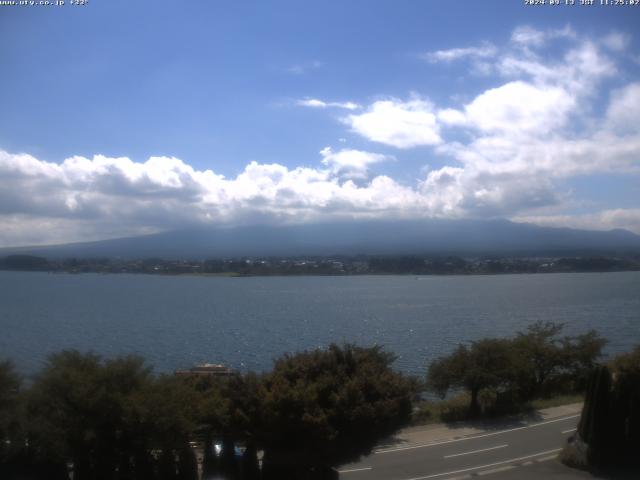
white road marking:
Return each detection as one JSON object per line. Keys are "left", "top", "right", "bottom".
{"left": 401, "top": 448, "right": 563, "bottom": 480}
{"left": 477, "top": 465, "right": 514, "bottom": 475}
{"left": 375, "top": 415, "right": 579, "bottom": 454}
{"left": 561, "top": 428, "right": 577, "bottom": 434}
{"left": 535, "top": 454, "right": 559, "bottom": 462}
{"left": 444, "top": 444, "right": 508, "bottom": 459}
{"left": 338, "top": 467, "right": 372, "bottom": 474}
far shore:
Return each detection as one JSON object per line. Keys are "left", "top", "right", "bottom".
{"left": 2, "top": 252, "right": 640, "bottom": 277}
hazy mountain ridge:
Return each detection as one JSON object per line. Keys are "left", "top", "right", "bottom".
{"left": 2, "top": 219, "right": 640, "bottom": 260}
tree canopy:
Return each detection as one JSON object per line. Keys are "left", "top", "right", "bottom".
{"left": 427, "top": 322, "right": 607, "bottom": 416}
{"left": 259, "top": 344, "right": 417, "bottom": 470}
{"left": 0, "top": 327, "right": 617, "bottom": 479}
{"left": 427, "top": 339, "right": 515, "bottom": 416}
{"left": 1, "top": 345, "right": 417, "bottom": 480}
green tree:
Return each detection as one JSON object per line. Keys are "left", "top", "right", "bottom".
{"left": 258, "top": 344, "right": 416, "bottom": 479}
{"left": 511, "top": 321, "right": 566, "bottom": 400}
{"left": 427, "top": 323, "right": 607, "bottom": 419}
{"left": 220, "top": 373, "right": 265, "bottom": 478}
{"left": 513, "top": 322, "right": 606, "bottom": 399}
{"left": 571, "top": 346, "right": 640, "bottom": 471}
{"left": 26, "top": 350, "right": 171, "bottom": 479}
{"left": 125, "top": 375, "right": 201, "bottom": 479}
{"left": 427, "top": 338, "right": 515, "bottom": 417}
{"left": 608, "top": 344, "right": 640, "bottom": 374}
{"left": 561, "top": 329, "right": 607, "bottom": 392}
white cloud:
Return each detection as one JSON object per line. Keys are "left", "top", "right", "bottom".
{"left": 297, "top": 98, "right": 360, "bottom": 110}
{"left": 319, "top": 147, "right": 391, "bottom": 179}
{"left": 602, "top": 31, "right": 630, "bottom": 52}
{"left": 510, "top": 25, "right": 576, "bottom": 47}
{"left": 498, "top": 42, "right": 616, "bottom": 94}
{"left": 510, "top": 26, "right": 546, "bottom": 45}
{"left": 436, "top": 108, "right": 466, "bottom": 125}
{"left": 0, "top": 149, "right": 427, "bottom": 246}
{"left": 513, "top": 209, "right": 640, "bottom": 235}
{"left": 338, "top": 27, "right": 638, "bottom": 226}
{"left": 422, "top": 42, "right": 496, "bottom": 63}
{"left": 2, "top": 26, "right": 639, "bottom": 246}
{"left": 345, "top": 98, "right": 441, "bottom": 148}
{"left": 606, "top": 82, "right": 640, "bottom": 133}
{"left": 440, "top": 81, "right": 575, "bottom": 136}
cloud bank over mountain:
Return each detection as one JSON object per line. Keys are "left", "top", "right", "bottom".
{"left": 1, "top": 25, "right": 639, "bottom": 247}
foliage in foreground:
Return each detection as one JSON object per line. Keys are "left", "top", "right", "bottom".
{"left": 259, "top": 345, "right": 416, "bottom": 470}
{"left": 0, "top": 324, "right": 633, "bottom": 480}
{"left": 426, "top": 322, "right": 607, "bottom": 417}
{"left": 0, "top": 344, "right": 416, "bottom": 480}
{"left": 564, "top": 346, "right": 640, "bottom": 473}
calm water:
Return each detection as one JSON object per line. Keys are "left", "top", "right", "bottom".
{"left": 1, "top": 271, "right": 639, "bottom": 377}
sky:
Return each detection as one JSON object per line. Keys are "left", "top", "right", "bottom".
{"left": 1, "top": 0, "right": 639, "bottom": 247}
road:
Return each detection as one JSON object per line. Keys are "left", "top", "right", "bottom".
{"left": 337, "top": 413, "right": 582, "bottom": 480}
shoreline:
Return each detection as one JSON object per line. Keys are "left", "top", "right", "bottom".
{"left": 1, "top": 268, "right": 639, "bottom": 278}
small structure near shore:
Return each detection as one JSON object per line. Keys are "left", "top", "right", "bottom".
{"left": 174, "top": 363, "right": 236, "bottom": 378}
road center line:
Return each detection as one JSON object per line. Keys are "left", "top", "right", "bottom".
{"left": 402, "top": 448, "right": 562, "bottom": 480}
{"left": 337, "top": 467, "right": 372, "bottom": 474}
{"left": 562, "top": 428, "right": 577, "bottom": 434}
{"left": 444, "top": 444, "right": 508, "bottom": 458}
{"left": 375, "top": 414, "right": 579, "bottom": 454}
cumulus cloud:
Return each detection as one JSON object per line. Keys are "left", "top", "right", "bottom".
{"left": 340, "top": 26, "right": 638, "bottom": 227}
{"left": 345, "top": 98, "right": 441, "bottom": 148}
{"left": 0, "top": 148, "right": 430, "bottom": 246}
{"left": 2, "top": 25, "right": 639, "bottom": 246}
{"left": 319, "top": 147, "right": 391, "bottom": 179}
{"left": 297, "top": 98, "right": 360, "bottom": 110}
{"left": 438, "top": 81, "right": 576, "bottom": 136}
{"left": 424, "top": 38, "right": 637, "bottom": 220}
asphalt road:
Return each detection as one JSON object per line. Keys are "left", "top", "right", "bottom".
{"left": 337, "top": 414, "right": 581, "bottom": 480}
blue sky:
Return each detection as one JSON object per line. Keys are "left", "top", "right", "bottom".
{"left": 1, "top": 0, "right": 639, "bottom": 246}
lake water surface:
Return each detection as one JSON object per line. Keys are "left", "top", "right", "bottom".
{"left": 1, "top": 271, "right": 638, "bottom": 377}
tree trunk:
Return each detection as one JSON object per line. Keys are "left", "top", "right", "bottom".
{"left": 469, "top": 387, "right": 481, "bottom": 418}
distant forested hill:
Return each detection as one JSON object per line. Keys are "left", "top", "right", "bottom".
{"left": 1, "top": 219, "right": 640, "bottom": 260}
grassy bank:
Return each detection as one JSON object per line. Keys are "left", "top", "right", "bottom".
{"left": 412, "top": 392, "right": 584, "bottom": 426}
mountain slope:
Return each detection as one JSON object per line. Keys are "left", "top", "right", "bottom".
{"left": 2, "top": 219, "right": 640, "bottom": 259}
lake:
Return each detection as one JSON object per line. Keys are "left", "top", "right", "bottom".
{"left": 1, "top": 271, "right": 639, "bottom": 377}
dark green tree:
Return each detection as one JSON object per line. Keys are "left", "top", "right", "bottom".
{"left": 25, "top": 350, "right": 191, "bottom": 479}
{"left": 560, "top": 329, "right": 608, "bottom": 392}
{"left": 512, "top": 322, "right": 606, "bottom": 399}
{"left": 572, "top": 348, "right": 640, "bottom": 472}
{"left": 511, "top": 321, "right": 566, "bottom": 400}
{"left": 221, "top": 373, "right": 265, "bottom": 478}
{"left": 427, "top": 338, "right": 515, "bottom": 417}
{"left": 258, "top": 344, "right": 416, "bottom": 479}
{"left": 125, "top": 374, "right": 201, "bottom": 479}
